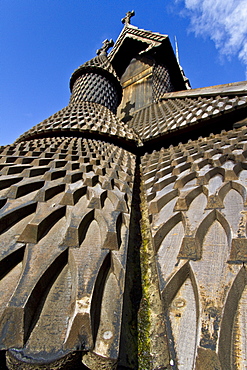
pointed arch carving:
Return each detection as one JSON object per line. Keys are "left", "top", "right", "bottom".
{"left": 0, "top": 246, "right": 25, "bottom": 340}
{"left": 162, "top": 262, "right": 199, "bottom": 369}
{"left": 150, "top": 188, "right": 179, "bottom": 214}
{"left": 78, "top": 209, "right": 95, "bottom": 245}
{"left": 91, "top": 252, "right": 111, "bottom": 344}
{"left": 161, "top": 261, "right": 199, "bottom": 312}
{"left": 195, "top": 209, "right": 231, "bottom": 249}
{"left": 25, "top": 249, "right": 69, "bottom": 343}
{"left": 0, "top": 248, "right": 68, "bottom": 348}
{"left": 218, "top": 181, "right": 247, "bottom": 205}
{"left": 64, "top": 222, "right": 108, "bottom": 351}
{"left": 154, "top": 212, "right": 185, "bottom": 253}
{"left": 163, "top": 259, "right": 187, "bottom": 302}
{"left": 174, "top": 185, "right": 208, "bottom": 211}
{"left": 152, "top": 175, "right": 177, "bottom": 192}
{"left": 236, "top": 161, "right": 247, "bottom": 177}
{"left": 90, "top": 251, "right": 125, "bottom": 361}
{"left": 204, "top": 167, "right": 225, "bottom": 183}
{"left": 218, "top": 266, "right": 247, "bottom": 369}
{"left": 194, "top": 157, "right": 213, "bottom": 172}
{"left": 174, "top": 172, "right": 197, "bottom": 189}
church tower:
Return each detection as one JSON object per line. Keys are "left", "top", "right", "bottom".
{"left": 0, "top": 12, "right": 247, "bottom": 370}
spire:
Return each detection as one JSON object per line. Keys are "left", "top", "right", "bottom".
{"left": 174, "top": 36, "right": 191, "bottom": 89}
{"left": 175, "top": 36, "right": 180, "bottom": 65}
{"left": 121, "top": 10, "right": 135, "bottom": 25}
{"left": 96, "top": 39, "right": 114, "bottom": 56}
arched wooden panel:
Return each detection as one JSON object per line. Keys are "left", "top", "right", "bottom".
{"left": 168, "top": 276, "right": 198, "bottom": 370}
{"left": 191, "top": 218, "right": 240, "bottom": 355}
{"left": 222, "top": 189, "right": 244, "bottom": 236}
{"left": 218, "top": 266, "right": 247, "bottom": 369}
{"left": 193, "top": 219, "right": 229, "bottom": 298}
{"left": 186, "top": 192, "right": 208, "bottom": 230}
{"left": 65, "top": 219, "right": 109, "bottom": 350}
{"left": 22, "top": 263, "right": 72, "bottom": 360}
{"left": 92, "top": 268, "right": 120, "bottom": 360}
{"left": 195, "top": 210, "right": 231, "bottom": 251}
{"left": 231, "top": 283, "right": 247, "bottom": 369}
{"left": 157, "top": 221, "right": 185, "bottom": 291}
{"left": 152, "top": 193, "right": 178, "bottom": 229}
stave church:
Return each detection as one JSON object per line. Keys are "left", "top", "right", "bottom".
{"left": 1, "top": 11, "right": 247, "bottom": 369}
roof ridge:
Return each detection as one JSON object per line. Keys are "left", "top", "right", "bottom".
{"left": 108, "top": 24, "right": 168, "bottom": 62}
{"left": 160, "top": 81, "right": 247, "bottom": 99}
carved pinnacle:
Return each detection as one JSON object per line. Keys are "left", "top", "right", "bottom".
{"left": 121, "top": 10, "right": 135, "bottom": 25}
{"left": 96, "top": 39, "right": 114, "bottom": 56}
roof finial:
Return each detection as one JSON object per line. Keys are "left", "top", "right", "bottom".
{"left": 96, "top": 39, "right": 114, "bottom": 56}
{"left": 121, "top": 10, "right": 135, "bottom": 25}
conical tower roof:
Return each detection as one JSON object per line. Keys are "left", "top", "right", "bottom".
{"left": 15, "top": 40, "right": 138, "bottom": 144}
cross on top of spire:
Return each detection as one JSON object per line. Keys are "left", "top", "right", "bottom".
{"left": 121, "top": 10, "right": 135, "bottom": 25}
{"left": 96, "top": 39, "right": 114, "bottom": 56}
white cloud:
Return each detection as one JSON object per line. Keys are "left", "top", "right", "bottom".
{"left": 179, "top": 0, "right": 247, "bottom": 76}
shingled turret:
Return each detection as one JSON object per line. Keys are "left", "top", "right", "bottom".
{"left": 1, "top": 12, "right": 247, "bottom": 370}
{"left": 69, "top": 40, "right": 122, "bottom": 113}
{"left": 16, "top": 40, "right": 136, "bottom": 146}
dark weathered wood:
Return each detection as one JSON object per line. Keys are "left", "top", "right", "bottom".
{"left": 1, "top": 14, "right": 247, "bottom": 370}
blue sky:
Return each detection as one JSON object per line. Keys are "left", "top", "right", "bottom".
{"left": 1, "top": 0, "right": 247, "bottom": 145}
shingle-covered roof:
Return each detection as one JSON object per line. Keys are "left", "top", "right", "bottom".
{"left": 80, "top": 54, "right": 118, "bottom": 76}
{"left": 69, "top": 55, "right": 122, "bottom": 105}
{"left": 0, "top": 136, "right": 135, "bottom": 369}
{"left": 16, "top": 102, "right": 138, "bottom": 144}
{"left": 128, "top": 82, "right": 247, "bottom": 141}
